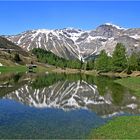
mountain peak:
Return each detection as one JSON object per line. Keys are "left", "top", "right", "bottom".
{"left": 6, "top": 24, "right": 140, "bottom": 60}
{"left": 103, "top": 23, "right": 126, "bottom": 30}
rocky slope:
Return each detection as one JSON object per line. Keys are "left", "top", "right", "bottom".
{"left": 6, "top": 23, "right": 140, "bottom": 60}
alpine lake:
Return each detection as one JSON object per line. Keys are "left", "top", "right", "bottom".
{"left": 0, "top": 72, "right": 140, "bottom": 139}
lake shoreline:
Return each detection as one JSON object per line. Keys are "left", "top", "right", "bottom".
{"left": 99, "top": 71, "right": 140, "bottom": 78}
{"left": 1, "top": 65, "right": 140, "bottom": 78}
{"left": 52, "top": 68, "right": 140, "bottom": 78}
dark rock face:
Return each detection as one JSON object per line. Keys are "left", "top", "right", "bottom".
{"left": 5, "top": 23, "right": 140, "bottom": 60}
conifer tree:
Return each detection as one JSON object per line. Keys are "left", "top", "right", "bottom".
{"left": 112, "top": 43, "right": 127, "bottom": 72}
{"left": 95, "top": 50, "right": 110, "bottom": 72}
{"left": 128, "top": 52, "right": 138, "bottom": 71}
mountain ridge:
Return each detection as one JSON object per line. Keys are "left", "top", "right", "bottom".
{"left": 5, "top": 23, "right": 140, "bottom": 60}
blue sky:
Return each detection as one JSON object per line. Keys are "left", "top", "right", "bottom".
{"left": 0, "top": 1, "right": 140, "bottom": 35}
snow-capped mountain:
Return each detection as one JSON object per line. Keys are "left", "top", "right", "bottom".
{"left": 6, "top": 23, "right": 140, "bottom": 60}
{"left": 4, "top": 80, "right": 140, "bottom": 117}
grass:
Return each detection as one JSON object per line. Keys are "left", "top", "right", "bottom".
{"left": 0, "top": 65, "right": 49, "bottom": 74}
{"left": 36, "top": 65, "right": 48, "bottom": 73}
{"left": 115, "top": 77, "right": 140, "bottom": 96}
{"left": 89, "top": 116, "right": 140, "bottom": 139}
{"left": 0, "top": 66, "right": 27, "bottom": 73}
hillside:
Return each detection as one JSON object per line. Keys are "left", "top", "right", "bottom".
{"left": 0, "top": 36, "right": 34, "bottom": 66}
{"left": 0, "top": 36, "right": 28, "bottom": 56}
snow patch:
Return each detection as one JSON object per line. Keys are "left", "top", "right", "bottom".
{"left": 130, "top": 34, "right": 140, "bottom": 39}
{"left": 86, "top": 36, "right": 106, "bottom": 43}
{"left": 36, "top": 29, "right": 52, "bottom": 34}
{"left": 105, "top": 23, "right": 126, "bottom": 30}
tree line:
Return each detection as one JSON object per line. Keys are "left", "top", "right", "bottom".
{"left": 93, "top": 43, "right": 140, "bottom": 73}
{"left": 32, "top": 48, "right": 83, "bottom": 69}
{"left": 32, "top": 43, "right": 140, "bottom": 73}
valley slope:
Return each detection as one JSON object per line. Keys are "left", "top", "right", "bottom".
{"left": 0, "top": 36, "right": 33, "bottom": 66}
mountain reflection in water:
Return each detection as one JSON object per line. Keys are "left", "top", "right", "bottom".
{"left": 1, "top": 73, "right": 140, "bottom": 118}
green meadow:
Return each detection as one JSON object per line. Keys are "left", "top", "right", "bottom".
{"left": 89, "top": 116, "right": 140, "bottom": 139}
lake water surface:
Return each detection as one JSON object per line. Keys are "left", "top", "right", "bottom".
{"left": 0, "top": 73, "right": 140, "bottom": 139}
